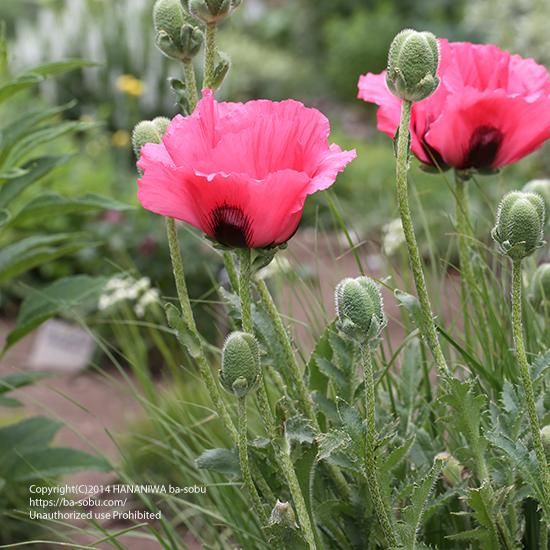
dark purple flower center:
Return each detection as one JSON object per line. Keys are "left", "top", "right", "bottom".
{"left": 210, "top": 205, "right": 252, "bottom": 248}
{"left": 463, "top": 126, "right": 503, "bottom": 170}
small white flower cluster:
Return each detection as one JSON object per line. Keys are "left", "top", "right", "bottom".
{"left": 382, "top": 218, "right": 405, "bottom": 256}
{"left": 98, "top": 275, "right": 160, "bottom": 318}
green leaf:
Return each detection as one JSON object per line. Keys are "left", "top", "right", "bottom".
{"left": 6, "top": 193, "right": 132, "bottom": 227}
{"left": 317, "top": 429, "right": 352, "bottom": 463}
{"left": 22, "top": 59, "right": 97, "bottom": 78}
{"left": 0, "top": 156, "right": 72, "bottom": 210}
{"left": 4, "top": 275, "right": 108, "bottom": 350}
{"left": 285, "top": 415, "right": 315, "bottom": 445}
{"left": 380, "top": 435, "right": 415, "bottom": 475}
{"left": 195, "top": 448, "right": 240, "bottom": 479}
{"left": 465, "top": 483, "right": 500, "bottom": 550}
{"left": 0, "top": 73, "right": 42, "bottom": 103}
{"left": 0, "top": 372, "right": 49, "bottom": 395}
{"left": 0, "top": 417, "right": 62, "bottom": 460}
{"left": 9, "top": 448, "right": 111, "bottom": 481}
{"left": 0, "top": 233, "right": 93, "bottom": 283}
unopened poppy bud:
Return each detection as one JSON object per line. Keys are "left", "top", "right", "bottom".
{"left": 154, "top": 0, "right": 203, "bottom": 61}
{"left": 269, "top": 499, "right": 298, "bottom": 529}
{"left": 435, "top": 452, "right": 464, "bottom": 486}
{"left": 189, "top": 0, "right": 232, "bottom": 24}
{"left": 492, "top": 191, "right": 546, "bottom": 261}
{"left": 528, "top": 263, "right": 550, "bottom": 315}
{"left": 132, "top": 118, "right": 170, "bottom": 158}
{"left": 541, "top": 425, "right": 550, "bottom": 459}
{"left": 335, "top": 276, "right": 385, "bottom": 347}
{"left": 386, "top": 29, "right": 440, "bottom": 102}
{"left": 523, "top": 179, "right": 550, "bottom": 220}
{"left": 220, "top": 331, "right": 260, "bottom": 398}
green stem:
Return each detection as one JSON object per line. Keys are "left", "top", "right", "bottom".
{"left": 224, "top": 251, "right": 240, "bottom": 293}
{"left": 239, "top": 249, "right": 253, "bottom": 334}
{"left": 182, "top": 59, "right": 199, "bottom": 110}
{"left": 540, "top": 522, "right": 548, "bottom": 550}
{"left": 361, "top": 346, "right": 398, "bottom": 548}
{"left": 203, "top": 23, "right": 218, "bottom": 89}
{"left": 511, "top": 260, "right": 550, "bottom": 522}
{"left": 165, "top": 218, "right": 237, "bottom": 442}
{"left": 256, "top": 278, "right": 352, "bottom": 501}
{"left": 395, "top": 100, "right": 449, "bottom": 378}
{"left": 238, "top": 397, "right": 268, "bottom": 524}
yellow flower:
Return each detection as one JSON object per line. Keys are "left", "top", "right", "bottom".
{"left": 116, "top": 74, "right": 145, "bottom": 97}
{"left": 112, "top": 130, "right": 131, "bottom": 148}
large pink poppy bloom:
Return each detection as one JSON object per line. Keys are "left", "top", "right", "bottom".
{"left": 137, "top": 90, "right": 356, "bottom": 248}
{"left": 358, "top": 40, "right": 550, "bottom": 171}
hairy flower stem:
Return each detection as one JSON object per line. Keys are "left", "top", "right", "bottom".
{"left": 165, "top": 218, "right": 237, "bottom": 442}
{"left": 511, "top": 260, "right": 550, "bottom": 521}
{"left": 238, "top": 251, "right": 318, "bottom": 547}
{"left": 395, "top": 100, "right": 449, "bottom": 378}
{"left": 238, "top": 396, "right": 268, "bottom": 524}
{"left": 256, "top": 278, "right": 352, "bottom": 501}
{"left": 203, "top": 23, "right": 218, "bottom": 89}
{"left": 361, "top": 346, "right": 398, "bottom": 548}
{"left": 182, "top": 59, "right": 199, "bottom": 109}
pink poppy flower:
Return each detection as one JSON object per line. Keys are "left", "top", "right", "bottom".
{"left": 137, "top": 90, "right": 356, "bottom": 248}
{"left": 358, "top": 40, "right": 550, "bottom": 171}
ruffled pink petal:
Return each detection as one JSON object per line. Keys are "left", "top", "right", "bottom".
{"left": 185, "top": 170, "right": 311, "bottom": 248}
{"left": 137, "top": 142, "right": 203, "bottom": 229}
{"left": 309, "top": 145, "right": 357, "bottom": 193}
{"left": 425, "top": 89, "right": 550, "bottom": 169}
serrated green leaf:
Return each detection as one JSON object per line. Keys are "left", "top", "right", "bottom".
{"left": 316, "top": 430, "right": 352, "bottom": 462}
{"left": 285, "top": 415, "right": 315, "bottom": 445}
{"left": 165, "top": 303, "right": 202, "bottom": 358}
{"left": 195, "top": 448, "right": 240, "bottom": 479}
{"left": 381, "top": 435, "right": 415, "bottom": 475}
{"left": 466, "top": 483, "right": 499, "bottom": 550}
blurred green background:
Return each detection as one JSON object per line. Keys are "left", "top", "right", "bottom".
{"left": 0, "top": 0, "right": 547, "bottom": 308}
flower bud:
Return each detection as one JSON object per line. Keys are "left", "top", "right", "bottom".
{"left": 523, "top": 179, "right": 550, "bottom": 220}
{"left": 154, "top": 0, "right": 203, "bottom": 61}
{"left": 491, "top": 191, "right": 546, "bottom": 261}
{"left": 335, "top": 276, "right": 385, "bottom": 347}
{"left": 132, "top": 117, "right": 171, "bottom": 158}
{"left": 189, "top": 0, "right": 232, "bottom": 24}
{"left": 435, "top": 452, "right": 464, "bottom": 486}
{"left": 528, "top": 263, "right": 550, "bottom": 315}
{"left": 269, "top": 500, "right": 298, "bottom": 529}
{"left": 541, "top": 425, "right": 550, "bottom": 460}
{"left": 386, "top": 29, "right": 440, "bottom": 102}
{"left": 220, "top": 331, "right": 260, "bottom": 398}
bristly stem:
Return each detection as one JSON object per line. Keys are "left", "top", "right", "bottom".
{"left": 395, "top": 100, "right": 449, "bottom": 379}
{"left": 239, "top": 249, "right": 253, "bottom": 334}
{"left": 165, "top": 218, "right": 237, "bottom": 442}
{"left": 361, "top": 346, "right": 398, "bottom": 548}
{"left": 183, "top": 59, "right": 199, "bottom": 109}
{"left": 237, "top": 396, "right": 268, "bottom": 524}
{"left": 203, "top": 23, "right": 218, "bottom": 89}
{"left": 511, "top": 260, "right": 550, "bottom": 523}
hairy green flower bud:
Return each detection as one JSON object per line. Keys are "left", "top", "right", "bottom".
{"left": 220, "top": 331, "right": 260, "bottom": 397}
{"left": 523, "top": 179, "right": 550, "bottom": 221}
{"left": 189, "top": 0, "right": 232, "bottom": 24}
{"left": 435, "top": 452, "right": 463, "bottom": 487}
{"left": 386, "top": 29, "right": 440, "bottom": 102}
{"left": 528, "top": 263, "right": 550, "bottom": 315}
{"left": 335, "top": 276, "right": 385, "bottom": 347}
{"left": 154, "top": 0, "right": 203, "bottom": 60}
{"left": 132, "top": 117, "right": 170, "bottom": 158}
{"left": 492, "top": 191, "right": 546, "bottom": 261}
{"left": 269, "top": 500, "right": 298, "bottom": 529}
{"left": 541, "top": 425, "right": 550, "bottom": 460}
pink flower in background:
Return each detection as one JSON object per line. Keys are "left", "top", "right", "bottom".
{"left": 358, "top": 40, "right": 550, "bottom": 171}
{"left": 137, "top": 90, "right": 356, "bottom": 248}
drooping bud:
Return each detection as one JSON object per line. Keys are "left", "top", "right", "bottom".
{"left": 189, "top": 0, "right": 232, "bottom": 24}
{"left": 335, "top": 276, "right": 385, "bottom": 347}
{"left": 491, "top": 191, "right": 546, "bottom": 261}
{"left": 154, "top": 0, "right": 203, "bottom": 61}
{"left": 386, "top": 29, "right": 440, "bottom": 102}
{"left": 269, "top": 500, "right": 298, "bottom": 529}
{"left": 132, "top": 117, "right": 171, "bottom": 158}
{"left": 528, "top": 263, "right": 550, "bottom": 316}
{"left": 541, "top": 425, "right": 550, "bottom": 460}
{"left": 220, "top": 331, "right": 260, "bottom": 398}
{"left": 435, "top": 452, "right": 464, "bottom": 486}
{"left": 523, "top": 179, "right": 550, "bottom": 221}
